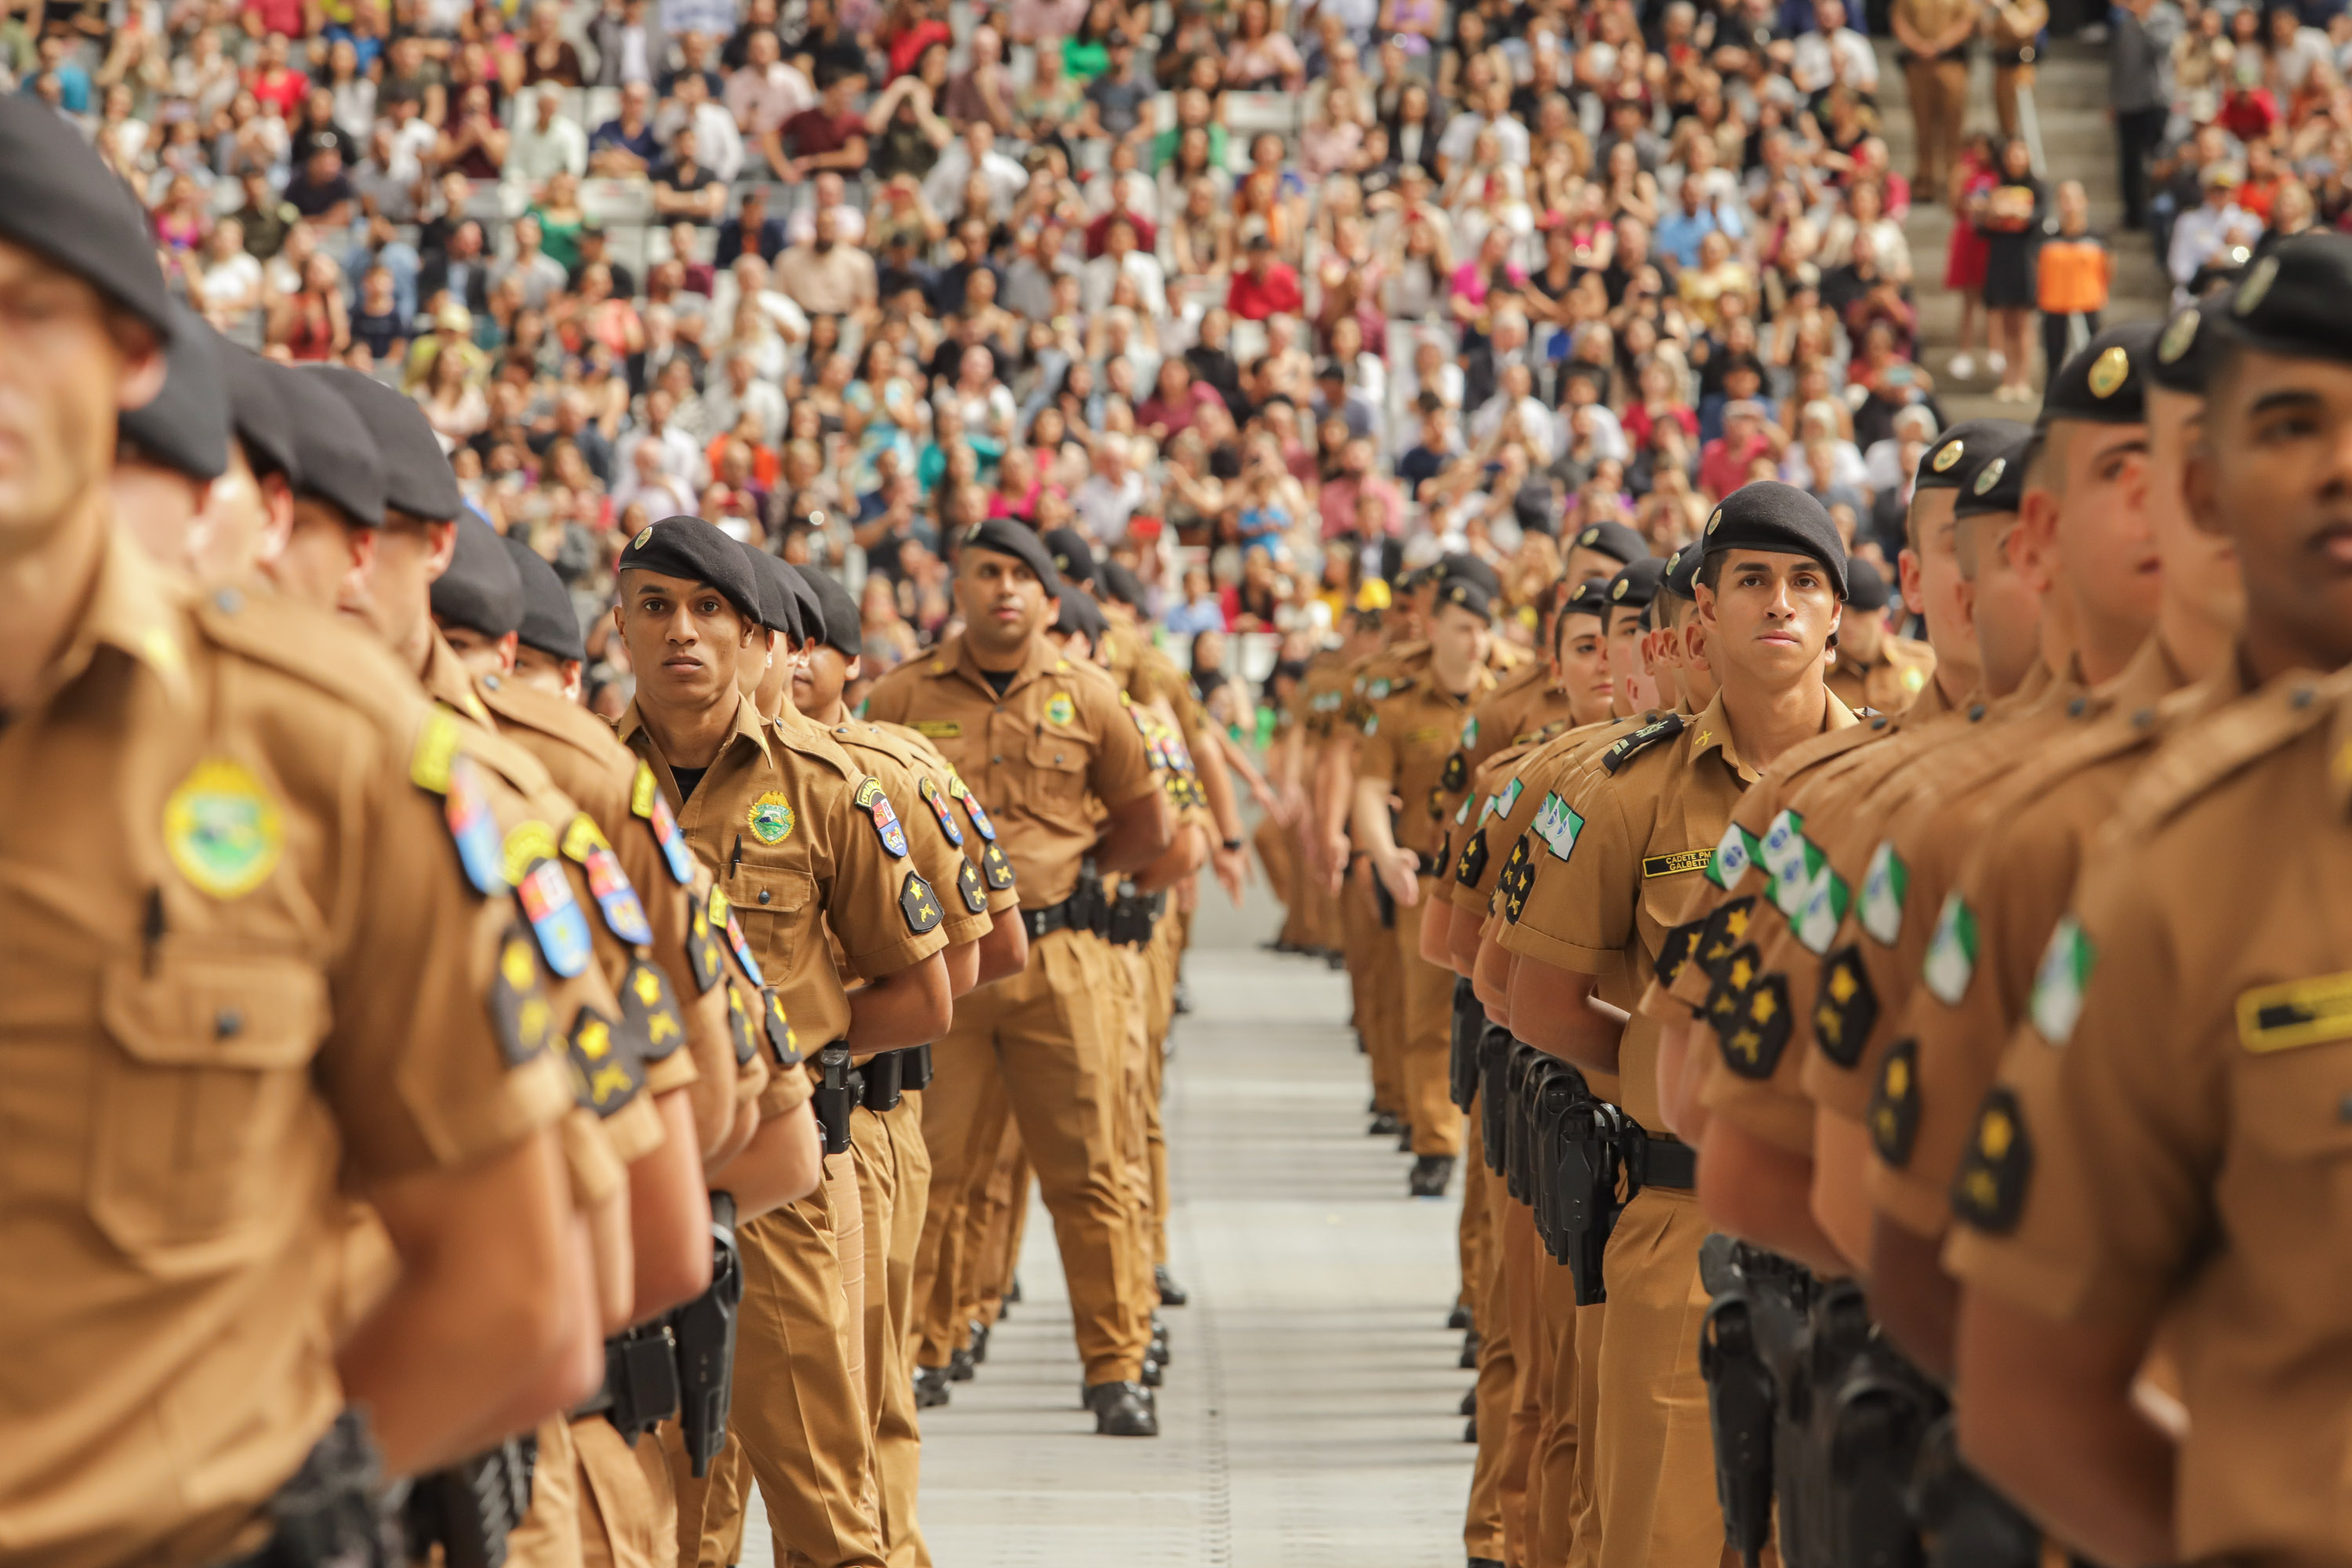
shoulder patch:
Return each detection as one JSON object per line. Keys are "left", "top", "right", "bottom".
{"left": 980, "top": 840, "right": 1016, "bottom": 890}
{"left": 566, "top": 1005, "right": 645, "bottom": 1118}
{"left": 957, "top": 858, "right": 989, "bottom": 913}
{"left": 1454, "top": 827, "right": 1490, "bottom": 887}
{"left": 509, "top": 828, "right": 594, "bottom": 979}
{"left": 709, "top": 887, "right": 765, "bottom": 987}
{"left": 1812, "top": 946, "right": 1878, "bottom": 1069}
{"left": 919, "top": 775, "right": 965, "bottom": 846}
{"left": 1439, "top": 752, "right": 1468, "bottom": 793}
{"left": 858, "top": 779, "right": 910, "bottom": 857}
{"left": 1719, "top": 971, "right": 1793, "bottom": 1080}
{"left": 1693, "top": 895, "right": 1756, "bottom": 979}
{"left": 1532, "top": 791, "right": 1584, "bottom": 862}
{"left": 762, "top": 986, "right": 800, "bottom": 1066}
{"left": 1951, "top": 1087, "right": 2033, "bottom": 1232}
{"left": 901, "top": 869, "right": 943, "bottom": 934}
{"left": 725, "top": 981, "right": 760, "bottom": 1065}
{"left": 684, "top": 897, "right": 724, "bottom": 993}
{"left": 487, "top": 924, "right": 556, "bottom": 1065}
{"left": 631, "top": 760, "right": 696, "bottom": 884}
{"left": 1653, "top": 917, "right": 1703, "bottom": 989}
{"left": 1600, "top": 713, "right": 1687, "bottom": 775}
{"left": 2031, "top": 916, "right": 2097, "bottom": 1046}
{"left": 1868, "top": 1038, "right": 1922, "bottom": 1167}
{"left": 619, "top": 957, "right": 687, "bottom": 1062}
{"left": 948, "top": 773, "right": 998, "bottom": 841}
{"left": 1496, "top": 833, "right": 1537, "bottom": 923}
{"left": 563, "top": 813, "right": 654, "bottom": 946}
{"left": 1704, "top": 943, "right": 1762, "bottom": 1039}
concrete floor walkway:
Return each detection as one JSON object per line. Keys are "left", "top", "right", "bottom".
{"left": 742, "top": 889, "right": 1475, "bottom": 1566}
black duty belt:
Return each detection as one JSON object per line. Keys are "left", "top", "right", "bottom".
{"left": 858, "top": 1048, "right": 910, "bottom": 1112}
{"left": 573, "top": 1321, "right": 681, "bottom": 1435}
{"left": 1629, "top": 1129, "right": 1697, "bottom": 1191}
{"left": 1022, "top": 873, "right": 1111, "bottom": 940}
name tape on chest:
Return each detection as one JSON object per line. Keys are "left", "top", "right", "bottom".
{"left": 1642, "top": 848, "right": 1715, "bottom": 879}
{"left": 915, "top": 720, "right": 964, "bottom": 739}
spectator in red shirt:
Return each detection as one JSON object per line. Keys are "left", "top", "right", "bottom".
{"left": 240, "top": 0, "right": 301, "bottom": 40}
{"left": 1697, "top": 398, "right": 1782, "bottom": 499}
{"left": 246, "top": 32, "right": 310, "bottom": 117}
{"left": 1227, "top": 234, "right": 1302, "bottom": 321}
{"left": 779, "top": 67, "right": 870, "bottom": 180}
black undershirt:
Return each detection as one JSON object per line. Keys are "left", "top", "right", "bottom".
{"left": 981, "top": 668, "right": 1015, "bottom": 697}
{"left": 672, "top": 766, "right": 709, "bottom": 800}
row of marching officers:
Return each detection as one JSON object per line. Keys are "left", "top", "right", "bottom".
{"left": 1263, "top": 235, "right": 2352, "bottom": 1568}
{"left": 0, "top": 90, "right": 1232, "bottom": 1568}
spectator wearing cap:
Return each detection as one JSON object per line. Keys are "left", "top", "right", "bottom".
{"left": 2168, "top": 163, "right": 2257, "bottom": 296}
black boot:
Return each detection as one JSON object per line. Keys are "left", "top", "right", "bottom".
{"left": 947, "top": 1345, "right": 976, "bottom": 1382}
{"left": 1464, "top": 1415, "right": 1477, "bottom": 1443}
{"left": 1368, "top": 1110, "right": 1402, "bottom": 1137}
{"left": 1396, "top": 1123, "right": 1414, "bottom": 1152}
{"left": 1459, "top": 1386, "right": 1477, "bottom": 1416}
{"left": 1140, "top": 1355, "right": 1163, "bottom": 1388}
{"left": 1409, "top": 1154, "right": 1454, "bottom": 1198}
{"left": 1149, "top": 1316, "right": 1171, "bottom": 1367}
{"left": 968, "top": 1319, "right": 989, "bottom": 1365}
{"left": 913, "top": 1367, "right": 952, "bottom": 1409}
{"left": 1007, "top": 1274, "right": 1022, "bottom": 1305}
{"left": 1084, "top": 1381, "right": 1159, "bottom": 1436}
{"left": 1459, "top": 1330, "right": 1481, "bottom": 1370}
{"left": 1447, "top": 1301, "right": 1472, "bottom": 1330}
{"left": 1156, "top": 1265, "right": 1189, "bottom": 1307}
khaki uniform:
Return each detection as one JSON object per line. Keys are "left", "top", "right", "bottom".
{"left": 0, "top": 539, "right": 574, "bottom": 1568}
{"left": 1944, "top": 666, "right": 2352, "bottom": 1566}
{"left": 1985, "top": 0, "right": 2048, "bottom": 136}
{"left": 1338, "top": 640, "right": 1434, "bottom": 1120}
{"left": 619, "top": 692, "right": 946, "bottom": 1568}
{"left": 1871, "top": 639, "right": 2195, "bottom": 1236}
{"left": 861, "top": 633, "right": 1160, "bottom": 1386}
{"left": 1360, "top": 663, "right": 1497, "bottom": 1157}
{"left": 1501, "top": 688, "right": 1857, "bottom": 1568}
{"left": 1896, "top": 0, "right": 1978, "bottom": 198}
{"left": 1825, "top": 633, "right": 1937, "bottom": 717}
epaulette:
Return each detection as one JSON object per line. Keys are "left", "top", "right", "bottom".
{"left": 769, "top": 715, "right": 862, "bottom": 781}
{"left": 476, "top": 670, "right": 631, "bottom": 766}
{"left": 1761, "top": 713, "right": 1889, "bottom": 785}
{"left": 2111, "top": 670, "right": 2343, "bottom": 837}
{"left": 1599, "top": 712, "right": 1687, "bottom": 775}
{"left": 1489, "top": 641, "right": 1531, "bottom": 672}
{"left": 193, "top": 583, "right": 429, "bottom": 728}
{"left": 1512, "top": 717, "right": 1573, "bottom": 747}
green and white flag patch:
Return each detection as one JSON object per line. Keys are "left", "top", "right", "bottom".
{"left": 1759, "top": 811, "right": 1812, "bottom": 909}
{"left": 2029, "top": 916, "right": 2096, "bottom": 1045}
{"left": 1533, "top": 792, "right": 1584, "bottom": 862}
{"left": 1922, "top": 893, "right": 1980, "bottom": 1006}
{"left": 1794, "top": 869, "right": 1852, "bottom": 956}
{"left": 1707, "top": 819, "right": 1761, "bottom": 889}
{"left": 1860, "top": 840, "right": 1907, "bottom": 946}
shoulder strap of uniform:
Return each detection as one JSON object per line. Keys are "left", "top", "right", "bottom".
{"left": 193, "top": 585, "right": 423, "bottom": 726}
{"left": 2112, "top": 670, "right": 2340, "bottom": 836}
{"left": 477, "top": 671, "right": 630, "bottom": 764}
{"left": 1600, "top": 712, "right": 1687, "bottom": 775}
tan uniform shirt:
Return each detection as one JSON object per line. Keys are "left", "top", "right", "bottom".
{"left": 0, "top": 539, "right": 572, "bottom": 1568}
{"left": 1501, "top": 690, "right": 1860, "bottom": 1130}
{"left": 873, "top": 720, "right": 1023, "bottom": 920}
{"left": 1944, "top": 666, "right": 2352, "bottom": 1566}
{"left": 822, "top": 713, "right": 996, "bottom": 948}
{"left": 1359, "top": 664, "right": 1499, "bottom": 865}
{"left": 619, "top": 692, "right": 947, "bottom": 1082}
{"left": 859, "top": 633, "right": 1158, "bottom": 909}
{"left": 1826, "top": 633, "right": 1937, "bottom": 717}
{"left": 1446, "top": 713, "right": 1653, "bottom": 916}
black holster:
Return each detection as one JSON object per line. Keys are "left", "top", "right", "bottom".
{"left": 673, "top": 1192, "right": 742, "bottom": 1479}
{"left": 861, "top": 1048, "right": 906, "bottom": 1112}
{"left": 1073, "top": 859, "right": 1113, "bottom": 938}
{"left": 401, "top": 1437, "right": 535, "bottom": 1568}
{"left": 1910, "top": 1417, "right": 2042, "bottom": 1568}
{"left": 1448, "top": 977, "right": 1482, "bottom": 1112}
{"left": 815, "top": 1047, "right": 855, "bottom": 1155}
{"left": 1478, "top": 1027, "right": 1512, "bottom": 1174}
{"left": 902, "top": 1041, "right": 934, "bottom": 1091}
{"left": 1108, "top": 886, "right": 1165, "bottom": 947}
{"left": 1555, "top": 1095, "right": 1629, "bottom": 1306}
{"left": 1372, "top": 868, "right": 1396, "bottom": 929}
{"left": 573, "top": 1323, "right": 681, "bottom": 1442}
{"left": 223, "top": 1407, "right": 400, "bottom": 1568}
{"left": 1698, "top": 1236, "right": 1788, "bottom": 1568}
{"left": 1824, "top": 1301, "right": 1940, "bottom": 1568}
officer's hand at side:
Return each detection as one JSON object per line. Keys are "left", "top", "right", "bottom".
{"left": 1375, "top": 844, "right": 1421, "bottom": 907}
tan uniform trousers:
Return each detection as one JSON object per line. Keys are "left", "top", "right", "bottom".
{"left": 1108, "top": 941, "right": 1160, "bottom": 1319}
{"left": 968, "top": 1127, "right": 1032, "bottom": 1332}
{"left": 1459, "top": 1076, "right": 1490, "bottom": 1330}
{"left": 1256, "top": 813, "right": 1305, "bottom": 949}
{"left": 1992, "top": 60, "right": 2034, "bottom": 136}
{"left": 1392, "top": 887, "right": 1465, "bottom": 1158}
{"left": 1592, "top": 1185, "right": 1721, "bottom": 1568}
{"left": 913, "top": 1050, "right": 1020, "bottom": 1367}
{"left": 1903, "top": 55, "right": 1971, "bottom": 198}
{"left": 1463, "top": 1134, "right": 1512, "bottom": 1566}
{"left": 1142, "top": 910, "right": 1182, "bottom": 1268}
{"left": 1341, "top": 870, "right": 1404, "bottom": 1117}
{"left": 914, "top": 926, "right": 1152, "bottom": 1386}
{"left": 850, "top": 1095, "right": 935, "bottom": 1568}
{"left": 674, "top": 1149, "right": 881, "bottom": 1568}
{"left": 511, "top": 1414, "right": 681, "bottom": 1568}
{"left": 1498, "top": 1192, "right": 1548, "bottom": 1568}
{"left": 1534, "top": 1237, "right": 1595, "bottom": 1568}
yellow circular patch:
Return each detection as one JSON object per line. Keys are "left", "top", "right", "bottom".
{"left": 2235, "top": 253, "right": 2279, "bottom": 317}
{"left": 1973, "top": 457, "right": 2007, "bottom": 495}
{"left": 163, "top": 757, "right": 284, "bottom": 898}
{"left": 1706, "top": 507, "right": 1723, "bottom": 534}
{"left": 2086, "top": 345, "right": 2130, "bottom": 400}
{"left": 1931, "top": 439, "right": 1963, "bottom": 473}
{"left": 2159, "top": 307, "right": 2199, "bottom": 365}
{"left": 748, "top": 790, "right": 796, "bottom": 844}
{"left": 1045, "top": 692, "right": 1076, "bottom": 727}
{"left": 633, "top": 524, "right": 655, "bottom": 549}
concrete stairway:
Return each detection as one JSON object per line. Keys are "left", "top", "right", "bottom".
{"left": 1873, "top": 37, "right": 2170, "bottom": 419}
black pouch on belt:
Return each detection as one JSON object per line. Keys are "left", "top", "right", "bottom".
{"left": 903, "top": 1041, "right": 934, "bottom": 1091}
{"left": 815, "top": 1047, "right": 855, "bottom": 1155}
{"left": 1449, "top": 976, "right": 1481, "bottom": 1112}
{"left": 218, "top": 1407, "right": 401, "bottom": 1568}
{"left": 673, "top": 1192, "right": 742, "bottom": 1479}
{"left": 401, "top": 1436, "right": 535, "bottom": 1568}
{"left": 862, "top": 1048, "right": 906, "bottom": 1112}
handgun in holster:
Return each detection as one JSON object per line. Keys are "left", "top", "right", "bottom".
{"left": 1909, "top": 1414, "right": 2042, "bottom": 1568}
{"left": 239, "top": 1407, "right": 400, "bottom": 1568}
{"left": 575, "top": 1320, "right": 681, "bottom": 1443}
{"left": 673, "top": 1192, "right": 743, "bottom": 1479}
{"left": 1108, "top": 885, "right": 1163, "bottom": 946}
{"left": 1699, "top": 1236, "right": 1780, "bottom": 1568}
{"left": 1555, "top": 1097, "right": 1630, "bottom": 1305}
{"left": 1530, "top": 1061, "right": 1592, "bottom": 1261}
{"left": 814, "top": 1046, "right": 855, "bottom": 1155}
{"left": 1073, "top": 858, "right": 1113, "bottom": 938}
{"left": 1502, "top": 1043, "right": 1541, "bottom": 1204}
{"left": 1821, "top": 1284, "right": 1941, "bottom": 1568}
{"left": 1478, "top": 1028, "right": 1512, "bottom": 1174}
{"left": 401, "top": 1436, "right": 534, "bottom": 1568}
{"left": 1448, "top": 977, "right": 1482, "bottom": 1112}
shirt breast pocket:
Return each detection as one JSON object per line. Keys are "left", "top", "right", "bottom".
{"left": 731, "top": 862, "right": 818, "bottom": 982}
{"left": 93, "top": 949, "right": 327, "bottom": 1274}
{"left": 1022, "top": 732, "right": 1091, "bottom": 813}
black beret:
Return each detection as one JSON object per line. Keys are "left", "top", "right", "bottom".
{"left": 1605, "top": 556, "right": 1668, "bottom": 611}
{"left": 120, "top": 302, "right": 229, "bottom": 481}
{"left": 1559, "top": 579, "right": 1612, "bottom": 619}
{"left": 1568, "top": 519, "right": 1650, "bottom": 568}
{"left": 1055, "top": 583, "right": 1110, "bottom": 641}
{"left": 1440, "top": 550, "right": 1504, "bottom": 602}
{"left": 1434, "top": 574, "right": 1496, "bottom": 620}
{"left": 430, "top": 515, "right": 525, "bottom": 638}
{"left": 774, "top": 557, "right": 825, "bottom": 647}
{"left": 1661, "top": 542, "right": 1703, "bottom": 602}
{"left": 2216, "top": 230, "right": 2352, "bottom": 368}
{"left": 2037, "top": 321, "right": 2157, "bottom": 429}
{"left": 803, "top": 565, "right": 862, "bottom": 659}
{"left": 1099, "top": 559, "right": 1145, "bottom": 608}
{"left": 1951, "top": 422, "right": 2034, "bottom": 520}
{"left": 218, "top": 346, "right": 296, "bottom": 481}
{"left": 955, "top": 517, "right": 1062, "bottom": 591}
{"left": 1700, "top": 479, "right": 1849, "bottom": 598}
{"left": 308, "top": 365, "right": 465, "bottom": 521}
{"left": 1845, "top": 556, "right": 1891, "bottom": 612}
{"left": 1915, "top": 418, "right": 2025, "bottom": 491}
{"left": 278, "top": 362, "right": 386, "bottom": 527}
{"left": 735, "top": 542, "right": 804, "bottom": 641}
{"left": 620, "top": 515, "right": 763, "bottom": 624}
{"left": 503, "top": 534, "right": 586, "bottom": 663}
{"left": 2151, "top": 295, "right": 2225, "bottom": 395}
{"left": 1042, "top": 526, "right": 1098, "bottom": 590}
{"left": 0, "top": 97, "right": 172, "bottom": 336}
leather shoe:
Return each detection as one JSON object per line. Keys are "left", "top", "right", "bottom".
{"left": 1141, "top": 1355, "right": 1163, "bottom": 1388}
{"left": 1464, "top": 1415, "right": 1477, "bottom": 1443}
{"left": 1084, "top": 1381, "right": 1160, "bottom": 1436}
{"left": 912, "top": 1367, "right": 952, "bottom": 1409}
{"left": 1368, "top": 1110, "right": 1402, "bottom": 1137}
{"left": 1459, "top": 1386, "right": 1477, "bottom": 1416}
{"left": 947, "top": 1345, "right": 976, "bottom": 1382}
{"left": 1396, "top": 1123, "right": 1414, "bottom": 1152}
{"left": 1409, "top": 1154, "right": 1454, "bottom": 1198}
{"left": 968, "top": 1319, "right": 989, "bottom": 1364}
{"left": 1459, "top": 1330, "right": 1480, "bottom": 1369}
{"left": 1447, "top": 1301, "right": 1472, "bottom": 1330}
{"left": 1007, "top": 1275, "right": 1022, "bottom": 1305}
{"left": 1156, "top": 1265, "right": 1189, "bottom": 1306}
